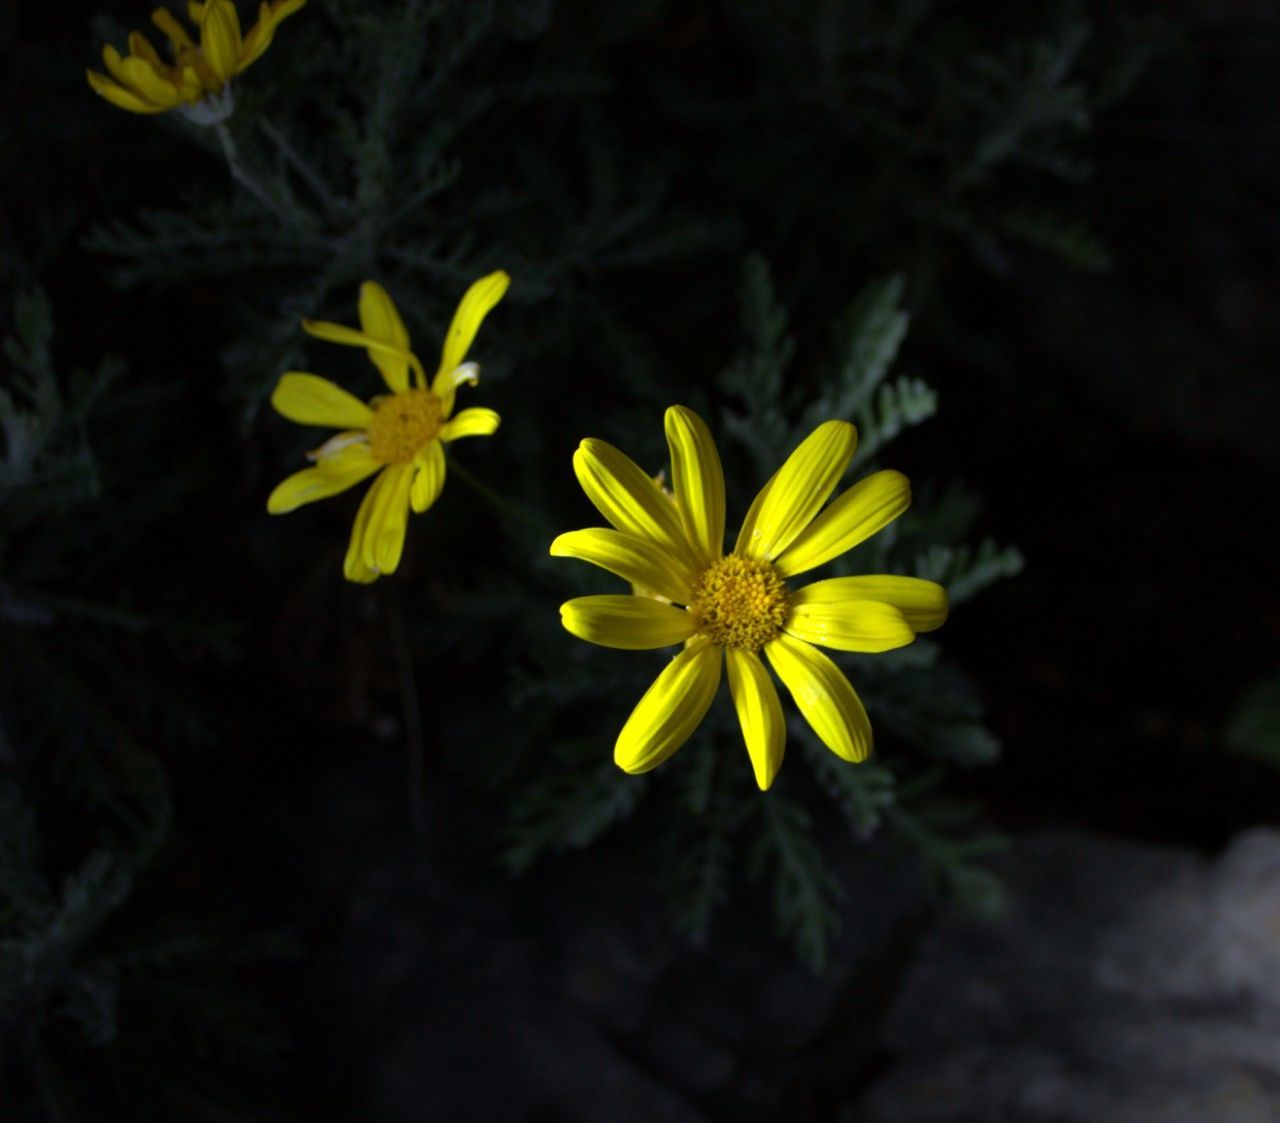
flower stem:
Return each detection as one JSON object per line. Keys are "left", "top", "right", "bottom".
{"left": 213, "top": 122, "right": 292, "bottom": 223}
{"left": 447, "top": 459, "right": 551, "bottom": 536}
{"left": 386, "top": 583, "right": 427, "bottom": 838}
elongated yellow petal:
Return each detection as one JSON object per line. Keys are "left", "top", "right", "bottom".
{"left": 127, "top": 31, "right": 163, "bottom": 66}
{"left": 151, "top": 8, "right": 195, "bottom": 51}
{"left": 188, "top": 1, "right": 208, "bottom": 23}
{"left": 573, "top": 439, "right": 695, "bottom": 566}
{"left": 362, "top": 462, "right": 414, "bottom": 574}
{"left": 790, "top": 574, "right": 948, "bottom": 632}
{"left": 614, "top": 640, "right": 722, "bottom": 773}
{"left": 410, "top": 440, "right": 445, "bottom": 513}
{"left": 775, "top": 469, "right": 911, "bottom": 578}
{"left": 239, "top": 3, "right": 275, "bottom": 67}
{"left": 765, "top": 633, "right": 872, "bottom": 762}
{"left": 301, "top": 319, "right": 371, "bottom": 347}
{"left": 726, "top": 648, "right": 786, "bottom": 791}
{"left": 550, "top": 528, "right": 693, "bottom": 604}
{"left": 439, "top": 408, "right": 500, "bottom": 442}
{"left": 270, "top": 0, "right": 307, "bottom": 18}
{"left": 119, "top": 55, "right": 183, "bottom": 105}
{"left": 559, "top": 595, "right": 697, "bottom": 650}
{"left": 343, "top": 467, "right": 385, "bottom": 583}
{"left": 435, "top": 271, "right": 509, "bottom": 384}
{"left": 740, "top": 420, "right": 857, "bottom": 561}
{"left": 201, "top": 0, "right": 242, "bottom": 81}
{"left": 301, "top": 318, "right": 428, "bottom": 387}
{"left": 270, "top": 372, "right": 372, "bottom": 429}
{"left": 665, "top": 405, "right": 725, "bottom": 565}
{"left": 785, "top": 599, "right": 914, "bottom": 653}
{"left": 357, "top": 281, "right": 411, "bottom": 392}
{"left": 101, "top": 44, "right": 130, "bottom": 83}
{"left": 86, "top": 68, "right": 166, "bottom": 113}
{"left": 266, "top": 441, "right": 380, "bottom": 514}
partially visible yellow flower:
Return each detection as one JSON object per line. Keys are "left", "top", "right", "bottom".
{"left": 552, "top": 407, "right": 948, "bottom": 791}
{"left": 267, "top": 273, "right": 509, "bottom": 583}
{"left": 85, "top": 0, "right": 306, "bottom": 117}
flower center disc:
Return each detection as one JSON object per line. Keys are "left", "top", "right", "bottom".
{"left": 689, "top": 554, "right": 790, "bottom": 651}
{"left": 368, "top": 389, "right": 443, "bottom": 463}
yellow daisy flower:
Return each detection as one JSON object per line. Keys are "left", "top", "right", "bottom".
{"left": 552, "top": 406, "right": 948, "bottom": 791}
{"left": 85, "top": 0, "right": 306, "bottom": 118}
{"left": 267, "top": 272, "right": 509, "bottom": 584}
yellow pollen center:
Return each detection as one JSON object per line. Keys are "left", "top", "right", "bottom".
{"left": 689, "top": 554, "right": 790, "bottom": 651}
{"left": 367, "top": 390, "right": 443, "bottom": 463}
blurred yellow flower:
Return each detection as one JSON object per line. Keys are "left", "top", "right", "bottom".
{"left": 553, "top": 406, "right": 948, "bottom": 790}
{"left": 85, "top": 0, "right": 306, "bottom": 118}
{"left": 268, "top": 273, "right": 509, "bottom": 583}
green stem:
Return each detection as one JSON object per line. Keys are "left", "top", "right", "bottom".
{"left": 213, "top": 122, "right": 292, "bottom": 223}
{"left": 447, "top": 459, "right": 551, "bottom": 537}
{"left": 386, "top": 583, "right": 427, "bottom": 838}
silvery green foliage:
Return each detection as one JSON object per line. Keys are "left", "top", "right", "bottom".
{"left": 506, "top": 261, "right": 1021, "bottom": 971}
{"left": 0, "top": 293, "right": 282, "bottom": 1122}
{"left": 84, "top": 0, "right": 710, "bottom": 424}
{"left": 72, "top": 0, "right": 1108, "bottom": 980}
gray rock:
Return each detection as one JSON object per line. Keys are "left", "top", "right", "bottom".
{"left": 855, "top": 829, "right": 1280, "bottom": 1123}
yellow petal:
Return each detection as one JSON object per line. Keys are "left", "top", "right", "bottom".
{"left": 410, "top": 440, "right": 445, "bottom": 513}
{"left": 301, "top": 318, "right": 371, "bottom": 347}
{"left": 101, "top": 44, "right": 130, "bottom": 83}
{"left": 726, "top": 648, "right": 786, "bottom": 791}
{"left": 239, "top": 3, "right": 275, "bottom": 68}
{"left": 127, "top": 31, "right": 163, "bottom": 66}
{"left": 573, "top": 438, "right": 695, "bottom": 565}
{"left": 362, "top": 462, "right": 414, "bottom": 574}
{"left": 664, "top": 405, "right": 725, "bottom": 565}
{"left": 301, "top": 318, "right": 428, "bottom": 386}
{"left": 775, "top": 469, "right": 911, "bottom": 578}
{"left": 435, "top": 271, "right": 509, "bottom": 384}
{"left": 357, "top": 280, "right": 411, "bottom": 393}
{"left": 343, "top": 468, "right": 385, "bottom": 584}
{"left": 765, "top": 633, "right": 872, "bottom": 763}
{"left": 269, "top": 0, "right": 307, "bottom": 18}
{"left": 784, "top": 599, "right": 915, "bottom": 653}
{"left": 200, "top": 0, "right": 243, "bottom": 81}
{"left": 119, "top": 55, "right": 183, "bottom": 106}
{"left": 270, "top": 372, "right": 372, "bottom": 429}
{"left": 739, "top": 420, "right": 857, "bottom": 560}
{"left": 614, "top": 641, "right": 722, "bottom": 774}
{"left": 266, "top": 441, "right": 380, "bottom": 514}
{"left": 183, "top": 53, "right": 219, "bottom": 92}
{"left": 439, "top": 408, "right": 500, "bottom": 442}
{"left": 176, "top": 63, "right": 204, "bottom": 99}
{"left": 550, "top": 528, "right": 693, "bottom": 604}
{"left": 86, "top": 68, "right": 165, "bottom": 113}
{"left": 559, "top": 595, "right": 697, "bottom": 650}
{"left": 431, "top": 361, "right": 478, "bottom": 419}
{"left": 188, "top": 1, "right": 208, "bottom": 23}
{"left": 790, "top": 574, "right": 948, "bottom": 632}
{"left": 151, "top": 8, "right": 195, "bottom": 51}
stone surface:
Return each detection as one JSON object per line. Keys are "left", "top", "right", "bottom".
{"left": 259, "top": 753, "right": 926, "bottom": 1122}
{"left": 853, "top": 829, "right": 1280, "bottom": 1123}
{"left": 244, "top": 747, "right": 1280, "bottom": 1122}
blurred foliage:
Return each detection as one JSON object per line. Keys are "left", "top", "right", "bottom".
{"left": 1226, "top": 672, "right": 1280, "bottom": 770}
{"left": 1, "top": 0, "right": 1159, "bottom": 1113}
{"left": 0, "top": 290, "right": 286, "bottom": 1121}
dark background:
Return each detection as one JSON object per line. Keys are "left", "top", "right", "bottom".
{"left": 2, "top": 0, "right": 1278, "bottom": 1119}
